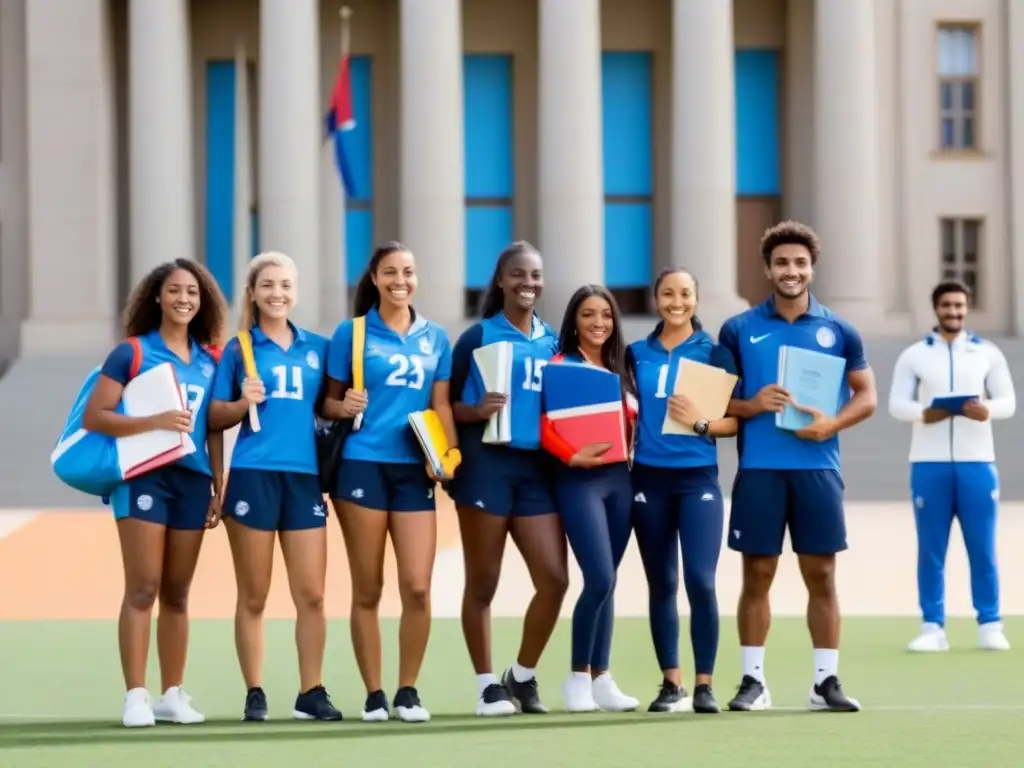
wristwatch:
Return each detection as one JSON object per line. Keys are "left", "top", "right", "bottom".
{"left": 693, "top": 419, "right": 710, "bottom": 436}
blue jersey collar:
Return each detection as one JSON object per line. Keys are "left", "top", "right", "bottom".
{"left": 644, "top": 325, "right": 710, "bottom": 353}
{"left": 249, "top": 321, "right": 306, "bottom": 345}
{"left": 367, "top": 306, "right": 427, "bottom": 337}
{"left": 760, "top": 294, "right": 826, "bottom": 319}
{"left": 145, "top": 329, "right": 203, "bottom": 361}
{"left": 495, "top": 310, "right": 547, "bottom": 340}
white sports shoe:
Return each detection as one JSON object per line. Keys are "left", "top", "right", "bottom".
{"left": 591, "top": 673, "right": 639, "bottom": 712}
{"left": 978, "top": 621, "right": 1011, "bottom": 651}
{"left": 152, "top": 686, "right": 206, "bottom": 724}
{"left": 122, "top": 687, "right": 155, "bottom": 728}
{"left": 907, "top": 622, "right": 950, "bottom": 652}
{"left": 561, "top": 673, "right": 599, "bottom": 713}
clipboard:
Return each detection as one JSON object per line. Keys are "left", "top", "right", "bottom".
{"left": 661, "top": 358, "right": 738, "bottom": 436}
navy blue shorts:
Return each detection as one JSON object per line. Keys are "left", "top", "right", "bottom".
{"left": 110, "top": 464, "right": 212, "bottom": 531}
{"left": 333, "top": 459, "right": 436, "bottom": 513}
{"left": 450, "top": 445, "right": 556, "bottom": 517}
{"left": 728, "top": 469, "right": 847, "bottom": 556}
{"left": 224, "top": 469, "right": 326, "bottom": 531}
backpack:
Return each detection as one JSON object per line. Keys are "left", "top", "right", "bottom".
{"left": 50, "top": 338, "right": 222, "bottom": 499}
{"left": 314, "top": 315, "right": 366, "bottom": 494}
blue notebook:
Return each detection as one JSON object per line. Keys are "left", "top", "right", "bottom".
{"left": 776, "top": 345, "right": 848, "bottom": 432}
{"left": 930, "top": 394, "right": 978, "bottom": 415}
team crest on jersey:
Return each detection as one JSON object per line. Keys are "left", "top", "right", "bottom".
{"left": 306, "top": 350, "right": 320, "bottom": 370}
{"left": 200, "top": 361, "right": 215, "bottom": 379}
{"left": 816, "top": 326, "right": 836, "bottom": 349}
{"left": 419, "top": 337, "right": 432, "bottom": 355}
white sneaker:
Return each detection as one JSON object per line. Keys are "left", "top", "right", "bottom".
{"left": 907, "top": 623, "right": 949, "bottom": 652}
{"left": 152, "top": 685, "right": 206, "bottom": 724}
{"left": 122, "top": 687, "right": 155, "bottom": 728}
{"left": 591, "top": 673, "right": 639, "bottom": 712}
{"left": 979, "top": 621, "right": 1011, "bottom": 651}
{"left": 475, "top": 682, "right": 517, "bottom": 717}
{"left": 394, "top": 687, "right": 431, "bottom": 723}
{"left": 561, "top": 673, "right": 599, "bottom": 713}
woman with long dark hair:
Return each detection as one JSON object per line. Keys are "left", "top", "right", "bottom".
{"left": 209, "top": 251, "right": 340, "bottom": 722}
{"left": 448, "top": 241, "right": 567, "bottom": 717}
{"left": 627, "top": 267, "right": 738, "bottom": 715}
{"left": 541, "top": 284, "right": 639, "bottom": 712}
{"left": 322, "top": 242, "right": 459, "bottom": 723}
{"left": 82, "top": 258, "right": 227, "bottom": 727}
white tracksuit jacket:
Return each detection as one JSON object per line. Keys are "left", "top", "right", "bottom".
{"left": 887, "top": 331, "right": 1016, "bottom": 463}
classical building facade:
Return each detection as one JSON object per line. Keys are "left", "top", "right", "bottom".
{"left": 2, "top": 0, "right": 1024, "bottom": 358}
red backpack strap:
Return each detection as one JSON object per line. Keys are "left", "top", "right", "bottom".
{"left": 551, "top": 353, "right": 565, "bottom": 364}
{"left": 127, "top": 337, "right": 143, "bottom": 380}
{"left": 203, "top": 344, "right": 223, "bottom": 363}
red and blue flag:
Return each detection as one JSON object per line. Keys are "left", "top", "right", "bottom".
{"left": 324, "top": 53, "right": 358, "bottom": 198}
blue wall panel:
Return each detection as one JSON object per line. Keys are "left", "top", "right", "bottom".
{"left": 464, "top": 54, "right": 513, "bottom": 287}
{"left": 204, "top": 62, "right": 236, "bottom": 302}
{"left": 601, "top": 52, "right": 653, "bottom": 288}
{"left": 344, "top": 56, "right": 374, "bottom": 281}
{"left": 735, "top": 50, "right": 781, "bottom": 196}
{"left": 604, "top": 204, "right": 653, "bottom": 287}
{"left": 466, "top": 207, "right": 513, "bottom": 288}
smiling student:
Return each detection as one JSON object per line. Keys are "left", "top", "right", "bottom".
{"left": 542, "top": 284, "right": 640, "bottom": 713}
{"left": 82, "top": 258, "right": 227, "bottom": 728}
{"left": 449, "top": 241, "right": 567, "bottom": 717}
{"left": 627, "top": 267, "right": 738, "bottom": 715}
{"left": 323, "top": 242, "right": 459, "bottom": 723}
{"left": 209, "top": 252, "right": 340, "bottom": 723}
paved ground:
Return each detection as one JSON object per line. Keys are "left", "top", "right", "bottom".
{"left": 2, "top": 493, "right": 1020, "bottom": 621}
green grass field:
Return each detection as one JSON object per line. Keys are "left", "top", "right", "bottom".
{"left": 0, "top": 617, "right": 1019, "bottom": 767}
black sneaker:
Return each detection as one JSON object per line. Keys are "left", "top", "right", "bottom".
{"left": 475, "top": 682, "right": 516, "bottom": 717}
{"left": 727, "top": 675, "right": 772, "bottom": 711}
{"left": 393, "top": 686, "right": 430, "bottom": 723}
{"left": 502, "top": 667, "right": 548, "bottom": 714}
{"left": 361, "top": 689, "right": 390, "bottom": 722}
{"left": 243, "top": 687, "right": 268, "bottom": 721}
{"left": 693, "top": 683, "right": 720, "bottom": 714}
{"left": 292, "top": 685, "right": 343, "bottom": 721}
{"left": 809, "top": 675, "right": 861, "bottom": 712}
{"left": 647, "top": 679, "right": 692, "bottom": 713}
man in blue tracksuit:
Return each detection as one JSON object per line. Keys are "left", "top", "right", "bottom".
{"left": 888, "top": 280, "right": 1016, "bottom": 652}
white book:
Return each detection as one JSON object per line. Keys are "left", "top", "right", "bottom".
{"left": 472, "top": 342, "right": 514, "bottom": 445}
{"left": 118, "top": 362, "right": 196, "bottom": 479}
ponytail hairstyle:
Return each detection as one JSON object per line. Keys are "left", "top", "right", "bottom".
{"left": 479, "top": 240, "right": 542, "bottom": 319}
{"left": 352, "top": 241, "right": 410, "bottom": 317}
{"left": 239, "top": 251, "right": 298, "bottom": 331}
{"left": 652, "top": 266, "right": 702, "bottom": 334}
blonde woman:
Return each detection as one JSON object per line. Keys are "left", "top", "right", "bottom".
{"left": 208, "top": 252, "right": 340, "bottom": 722}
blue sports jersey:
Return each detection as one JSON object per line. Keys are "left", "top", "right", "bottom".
{"left": 327, "top": 307, "right": 452, "bottom": 464}
{"left": 628, "top": 329, "right": 738, "bottom": 469}
{"left": 100, "top": 330, "right": 219, "bottom": 477}
{"left": 451, "top": 312, "right": 558, "bottom": 451}
{"left": 211, "top": 324, "right": 328, "bottom": 475}
{"left": 717, "top": 295, "right": 868, "bottom": 471}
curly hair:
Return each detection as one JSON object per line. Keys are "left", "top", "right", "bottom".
{"left": 352, "top": 241, "right": 411, "bottom": 317}
{"left": 557, "top": 284, "right": 637, "bottom": 400}
{"left": 122, "top": 258, "right": 228, "bottom": 347}
{"left": 480, "top": 240, "right": 542, "bottom": 319}
{"left": 760, "top": 220, "right": 821, "bottom": 265}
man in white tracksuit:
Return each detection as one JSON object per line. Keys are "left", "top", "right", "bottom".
{"left": 888, "top": 281, "right": 1016, "bottom": 652}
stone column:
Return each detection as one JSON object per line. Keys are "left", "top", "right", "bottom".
{"left": 259, "top": 0, "right": 321, "bottom": 329}
{"left": 399, "top": 0, "right": 465, "bottom": 326}
{"left": 537, "top": 0, "right": 604, "bottom": 325}
{"left": 128, "top": 0, "right": 194, "bottom": 284}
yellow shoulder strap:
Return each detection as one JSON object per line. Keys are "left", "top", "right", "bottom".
{"left": 237, "top": 330, "right": 258, "bottom": 379}
{"left": 352, "top": 315, "right": 366, "bottom": 392}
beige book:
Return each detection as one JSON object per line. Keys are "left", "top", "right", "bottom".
{"left": 661, "top": 358, "right": 739, "bottom": 436}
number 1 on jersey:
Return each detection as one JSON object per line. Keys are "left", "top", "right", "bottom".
{"left": 270, "top": 365, "right": 304, "bottom": 400}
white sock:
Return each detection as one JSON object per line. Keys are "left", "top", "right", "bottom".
{"left": 477, "top": 673, "right": 498, "bottom": 696}
{"left": 813, "top": 649, "right": 839, "bottom": 686}
{"left": 571, "top": 671, "right": 590, "bottom": 683}
{"left": 511, "top": 662, "right": 535, "bottom": 683}
{"left": 741, "top": 646, "right": 766, "bottom": 682}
